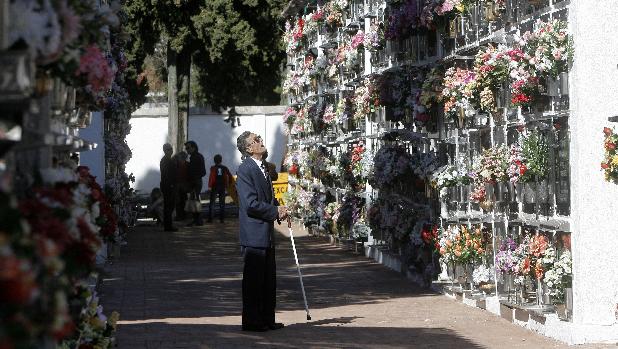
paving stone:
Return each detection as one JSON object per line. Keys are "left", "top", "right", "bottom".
{"left": 101, "top": 220, "right": 612, "bottom": 349}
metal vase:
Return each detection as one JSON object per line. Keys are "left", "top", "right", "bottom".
{"left": 559, "top": 72, "right": 569, "bottom": 96}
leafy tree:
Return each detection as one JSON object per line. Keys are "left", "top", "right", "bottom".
{"left": 122, "top": 0, "right": 288, "bottom": 144}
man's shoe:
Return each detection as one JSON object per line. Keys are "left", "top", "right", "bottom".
{"left": 164, "top": 227, "right": 178, "bottom": 232}
{"left": 268, "top": 323, "right": 284, "bottom": 330}
{"left": 241, "top": 324, "right": 269, "bottom": 332}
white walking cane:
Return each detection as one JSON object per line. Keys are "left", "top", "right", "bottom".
{"left": 287, "top": 217, "right": 311, "bottom": 320}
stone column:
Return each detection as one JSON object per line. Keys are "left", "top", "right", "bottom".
{"left": 569, "top": 2, "right": 618, "bottom": 327}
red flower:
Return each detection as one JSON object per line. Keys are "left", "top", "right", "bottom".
{"left": 601, "top": 162, "right": 609, "bottom": 169}
{"left": 604, "top": 127, "right": 613, "bottom": 136}
{"left": 289, "top": 164, "right": 299, "bottom": 175}
{"left": 0, "top": 256, "right": 37, "bottom": 305}
{"left": 606, "top": 142, "right": 616, "bottom": 150}
{"left": 519, "top": 164, "right": 527, "bottom": 176}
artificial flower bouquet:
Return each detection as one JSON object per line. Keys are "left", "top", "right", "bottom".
{"left": 441, "top": 67, "right": 478, "bottom": 120}
{"left": 601, "top": 127, "right": 618, "bottom": 183}
{"left": 520, "top": 19, "right": 572, "bottom": 78}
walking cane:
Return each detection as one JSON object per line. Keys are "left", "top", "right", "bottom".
{"left": 287, "top": 216, "right": 311, "bottom": 320}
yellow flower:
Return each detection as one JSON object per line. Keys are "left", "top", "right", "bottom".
{"left": 109, "top": 311, "right": 120, "bottom": 329}
{"left": 90, "top": 317, "right": 105, "bottom": 329}
{"left": 612, "top": 155, "right": 618, "bottom": 166}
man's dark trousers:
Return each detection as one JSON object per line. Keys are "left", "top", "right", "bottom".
{"left": 242, "top": 246, "right": 276, "bottom": 327}
{"left": 209, "top": 189, "right": 226, "bottom": 222}
{"left": 162, "top": 185, "right": 175, "bottom": 229}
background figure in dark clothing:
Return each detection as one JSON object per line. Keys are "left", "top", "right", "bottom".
{"left": 173, "top": 151, "right": 189, "bottom": 221}
{"left": 208, "top": 154, "right": 233, "bottom": 223}
{"left": 160, "top": 143, "right": 177, "bottom": 232}
{"left": 185, "top": 140, "right": 206, "bottom": 226}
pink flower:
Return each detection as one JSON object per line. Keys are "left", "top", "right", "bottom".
{"left": 76, "top": 45, "right": 116, "bottom": 93}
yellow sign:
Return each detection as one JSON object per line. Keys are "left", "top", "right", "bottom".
{"left": 230, "top": 173, "right": 288, "bottom": 205}
{"left": 273, "top": 172, "right": 289, "bottom": 205}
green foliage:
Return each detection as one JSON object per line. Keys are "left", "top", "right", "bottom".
{"left": 521, "top": 130, "right": 549, "bottom": 181}
{"left": 122, "top": 0, "right": 287, "bottom": 109}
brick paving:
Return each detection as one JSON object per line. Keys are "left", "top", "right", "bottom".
{"left": 100, "top": 219, "right": 611, "bottom": 349}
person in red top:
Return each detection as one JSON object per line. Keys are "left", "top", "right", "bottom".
{"left": 208, "top": 154, "right": 233, "bottom": 223}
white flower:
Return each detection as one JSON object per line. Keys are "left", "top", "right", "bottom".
{"left": 40, "top": 167, "right": 77, "bottom": 185}
{"left": 10, "top": 0, "right": 62, "bottom": 61}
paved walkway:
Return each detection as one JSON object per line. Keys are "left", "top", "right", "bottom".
{"left": 100, "top": 219, "right": 608, "bottom": 349}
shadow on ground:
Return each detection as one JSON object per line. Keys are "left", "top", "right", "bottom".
{"left": 101, "top": 221, "right": 439, "bottom": 323}
{"left": 116, "top": 318, "right": 486, "bottom": 349}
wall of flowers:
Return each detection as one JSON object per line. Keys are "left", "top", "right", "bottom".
{"left": 282, "top": 0, "right": 574, "bottom": 322}
{"left": 0, "top": 1, "right": 138, "bottom": 347}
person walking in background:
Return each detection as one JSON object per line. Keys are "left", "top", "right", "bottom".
{"left": 208, "top": 154, "right": 233, "bottom": 223}
{"left": 160, "top": 143, "right": 178, "bottom": 232}
{"left": 235, "top": 131, "right": 287, "bottom": 332}
{"left": 185, "top": 140, "right": 206, "bottom": 226}
{"left": 173, "top": 151, "right": 189, "bottom": 221}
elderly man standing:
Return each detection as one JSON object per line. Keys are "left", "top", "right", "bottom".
{"left": 235, "top": 131, "right": 287, "bottom": 332}
{"left": 160, "top": 143, "right": 177, "bottom": 232}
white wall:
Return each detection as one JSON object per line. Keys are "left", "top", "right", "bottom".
{"left": 125, "top": 117, "right": 170, "bottom": 195}
{"left": 570, "top": 1, "right": 618, "bottom": 330}
{"left": 78, "top": 111, "right": 105, "bottom": 185}
{"left": 126, "top": 106, "right": 287, "bottom": 195}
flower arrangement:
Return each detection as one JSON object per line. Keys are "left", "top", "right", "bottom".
{"left": 411, "top": 152, "right": 439, "bottom": 180}
{"left": 336, "top": 193, "right": 363, "bottom": 236}
{"left": 0, "top": 191, "right": 74, "bottom": 348}
{"left": 352, "top": 220, "right": 371, "bottom": 241}
{"left": 369, "top": 145, "right": 413, "bottom": 189}
{"left": 506, "top": 48, "right": 540, "bottom": 107}
{"left": 421, "top": 224, "right": 440, "bottom": 250}
{"left": 441, "top": 67, "right": 478, "bottom": 119}
{"left": 520, "top": 130, "right": 549, "bottom": 182}
{"left": 507, "top": 144, "right": 526, "bottom": 183}
{"left": 324, "top": 0, "right": 347, "bottom": 28}
{"left": 601, "top": 127, "right": 618, "bottom": 183}
{"left": 431, "top": 164, "right": 461, "bottom": 198}
{"left": 351, "top": 30, "right": 365, "bottom": 49}
{"left": 367, "top": 196, "right": 418, "bottom": 243}
{"left": 420, "top": 67, "right": 444, "bottom": 110}
{"left": 291, "top": 106, "right": 313, "bottom": 135}
{"left": 360, "top": 147, "right": 375, "bottom": 180}
{"left": 353, "top": 77, "right": 380, "bottom": 120}
{"left": 511, "top": 235, "right": 531, "bottom": 277}
{"left": 284, "top": 107, "right": 297, "bottom": 129}
{"left": 322, "top": 104, "right": 337, "bottom": 127}
{"left": 420, "top": 0, "right": 474, "bottom": 29}
{"left": 520, "top": 19, "right": 572, "bottom": 78}
{"left": 472, "top": 145, "right": 510, "bottom": 184}
{"left": 474, "top": 45, "right": 510, "bottom": 112}
{"left": 324, "top": 201, "right": 341, "bottom": 233}
{"left": 472, "top": 264, "right": 495, "bottom": 284}
{"left": 335, "top": 43, "right": 359, "bottom": 71}
{"left": 385, "top": 0, "right": 420, "bottom": 40}
{"left": 436, "top": 225, "right": 459, "bottom": 264}
{"left": 58, "top": 288, "right": 119, "bottom": 349}
{"left": 542, "top": 250, "right": 572, "bottom": 303}
{"left": 364, "top": 21, "right": 385, "bottom": 51}
{"left": 454, "top": 225, "right": 486, "bottom": 265}
{"left": 350, "top": 140, "right": 366, "bottom": 179}
{"left": 495, "top": 237, "right": 518, "bottom": 273}
{"left": 335, "top": 94, "right": 354, "bottom": 125}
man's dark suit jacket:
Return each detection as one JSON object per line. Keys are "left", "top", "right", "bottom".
{"left": 236, "top": 157, "right": 278, "bottom": 248}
